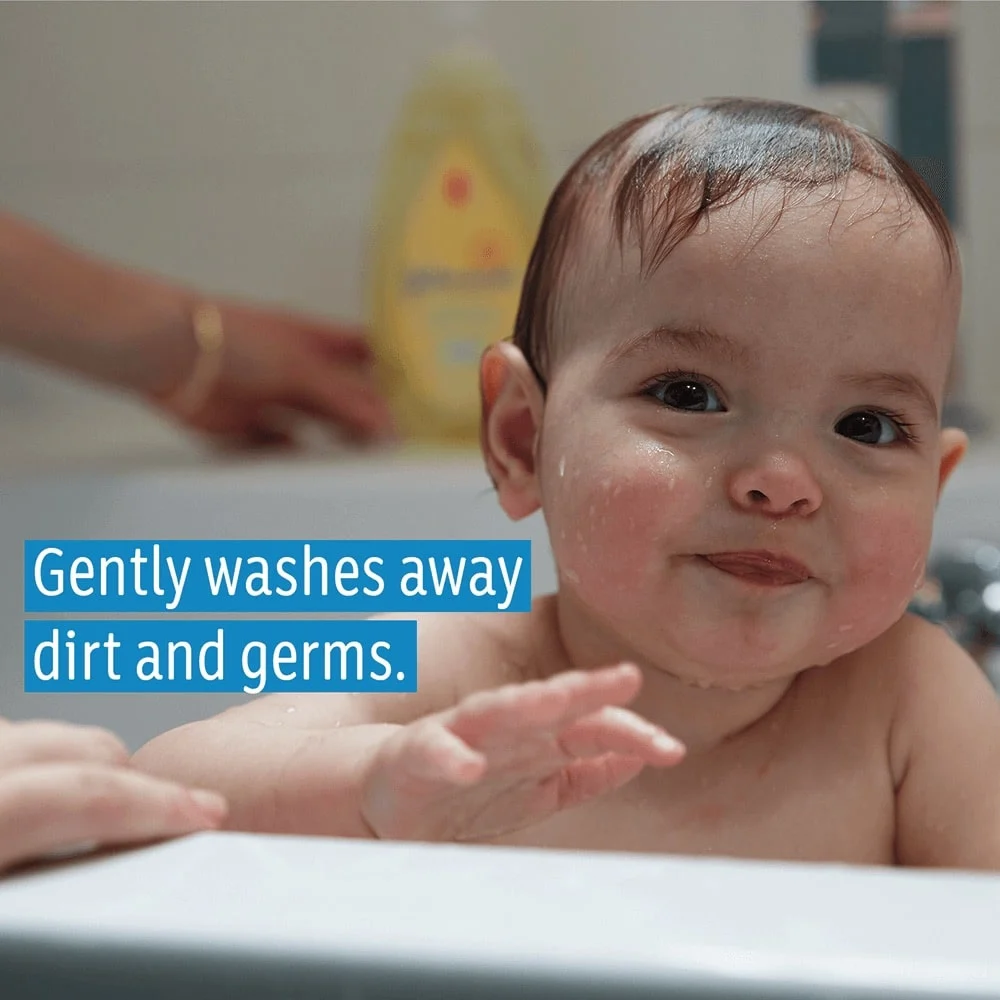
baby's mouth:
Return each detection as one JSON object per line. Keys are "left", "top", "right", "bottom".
{"left": 699, "top": 551, "right": 812, "bottom": 587}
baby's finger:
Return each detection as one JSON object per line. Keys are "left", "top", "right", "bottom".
{"left": 0, "top": 764, "right": 227, "bottom": 874}
{"left": 558, "top": 706, "right": 685, "bottom": 764}
{"left": 0, "top": 722, "right": 129, "bottom": 772}
{"left": 449, "top": 664, "right": 643, "bottom": 745}
{"left": 544, "top": 753, "right": 648, "bottom": 812}
{"left": 535, "top": 665, "right": 645, "bottom": 728}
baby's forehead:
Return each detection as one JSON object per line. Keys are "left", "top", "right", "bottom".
{"left": 555, "top": 176, "right": 954, "bottom": 340}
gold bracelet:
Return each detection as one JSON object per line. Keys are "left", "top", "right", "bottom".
{"left": 165, "top": 302, "right": 225, "bottom": 416}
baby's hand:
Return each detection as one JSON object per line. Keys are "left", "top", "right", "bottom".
{"left": 360, "top": 664, "right": 684, "bottom": 843}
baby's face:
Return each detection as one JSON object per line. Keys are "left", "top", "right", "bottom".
{"left": 536, "top": 180, "right": 964, "bottom": 686}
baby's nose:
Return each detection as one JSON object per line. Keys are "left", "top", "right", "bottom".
{"left": 728, "top": 454, "right": 822, "bottom": 517}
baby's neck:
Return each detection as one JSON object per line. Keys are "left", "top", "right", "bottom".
{"left": 535, "top": 594, "right": 799, "bottom": 753}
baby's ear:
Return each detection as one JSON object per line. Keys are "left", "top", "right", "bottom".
{"left": 480, "top": 342, "right": 545, "bottom": 520}
{"left": 936, "top": 426, "right": 968, "bottom": 500}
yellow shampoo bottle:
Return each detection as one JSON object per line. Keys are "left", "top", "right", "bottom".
{"left": 368, "top": 47, "right": 548, "bottom": 447}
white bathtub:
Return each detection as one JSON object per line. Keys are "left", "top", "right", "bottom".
{"left": 3, "top": 446, "right": 1000, "bottom": 747}
{"left": 0, "top": 832, "right": 999, "bottom": 999}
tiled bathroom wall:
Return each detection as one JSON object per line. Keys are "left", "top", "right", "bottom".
{"left": 0, "top": 1, "right": 996, "bottom": 473}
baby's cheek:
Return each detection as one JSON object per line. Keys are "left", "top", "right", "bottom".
{"left": 546, "top": 444, "right": 703, "bottom": 599}
{"left": 838, "top": 498, "right": 933, "bottom": 631}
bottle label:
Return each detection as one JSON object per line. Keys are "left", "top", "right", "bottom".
{"left": 389, "top": 140, "right": 531, "bottom": 423}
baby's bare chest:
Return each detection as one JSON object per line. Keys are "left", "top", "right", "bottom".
{"left": 485, "top": 723, "right": 897, "bottom": 865}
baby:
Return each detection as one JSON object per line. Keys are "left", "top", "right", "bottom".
{"left": 134, "top": 98, "right": 1000, "bottom": 869}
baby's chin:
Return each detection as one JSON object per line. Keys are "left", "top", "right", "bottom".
{"left": 638, "top": 626, "right": 845, "bottom": 691}
{"left": 558, "top": 581, "right": 870, "bottom": 687}
{"left": 650, "top": 621, "right": 878, "bottom": 690}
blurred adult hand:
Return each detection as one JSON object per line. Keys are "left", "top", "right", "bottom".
{"left": 0, "top": 210, "right": 395, "bottom": 450}
{"left": 0, "top": 717, "right": 227, "bottom": 875}
{"left": 150, "top": 299, "right": 395, "bottom": 448}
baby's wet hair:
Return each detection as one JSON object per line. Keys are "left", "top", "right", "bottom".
{"left": 512, "top": 97, "right": 956, "bottom": 391}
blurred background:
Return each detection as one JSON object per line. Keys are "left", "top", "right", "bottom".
{"left": 0, "top": 0, "right": 993, "bottom": 473}
{"left": 3, "top": 0, "right": 1000, "bottom": 742}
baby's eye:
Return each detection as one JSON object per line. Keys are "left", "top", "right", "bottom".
{"left": 647, "top": 377, "right": 725, "bottom": 413}
{"left": 835, "top": 410, "right": 904, "bottom": 446}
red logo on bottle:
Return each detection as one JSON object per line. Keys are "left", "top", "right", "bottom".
{"left": 443, "top": 169, "right": 471, "bottom": 206}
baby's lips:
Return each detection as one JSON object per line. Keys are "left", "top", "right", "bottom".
{"left": 701, "top": 551, "right": 812, "bottom": 583}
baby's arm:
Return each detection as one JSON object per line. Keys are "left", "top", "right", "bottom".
{"left": 891, "top": 619, "right": 1000, "bottom": 869}
{"left": 133, "top": 611, "right": 682, "bottom": 843}
{"left": 131, "top": 613, "right": 479, "bottom": 836}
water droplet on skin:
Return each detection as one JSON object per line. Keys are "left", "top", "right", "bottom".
{"left": 564, "top": 569, "right": 581, "bottom": 584}
{"left": 838, "top": 624, "right": 854, "bottom": 633}
{"left": 559, "top": 457, "right": 566, "bottom": 478}
{"left": 285, "top": 706, "right": 296, "bottom": 714}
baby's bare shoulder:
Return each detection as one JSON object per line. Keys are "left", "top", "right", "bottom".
{"left": 869, "top": 615, "right": 1000, "bottom": 868}
{"left": 379, "top": 605, "right": 541, "bottom": 699}
{"left": 859, "top": 612, "right": 988, "bottom": 719}
{"left": 806, "top": 614, "right": 997, "bottom": 780}
{"left": 790, "top": 615, "right": 963, "bottom": 753}
{"left": 802, "top": 614, "right": 957, "bottom": 696}
{"left": 880, "top": 615, "right": 999, "bottom": 767}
